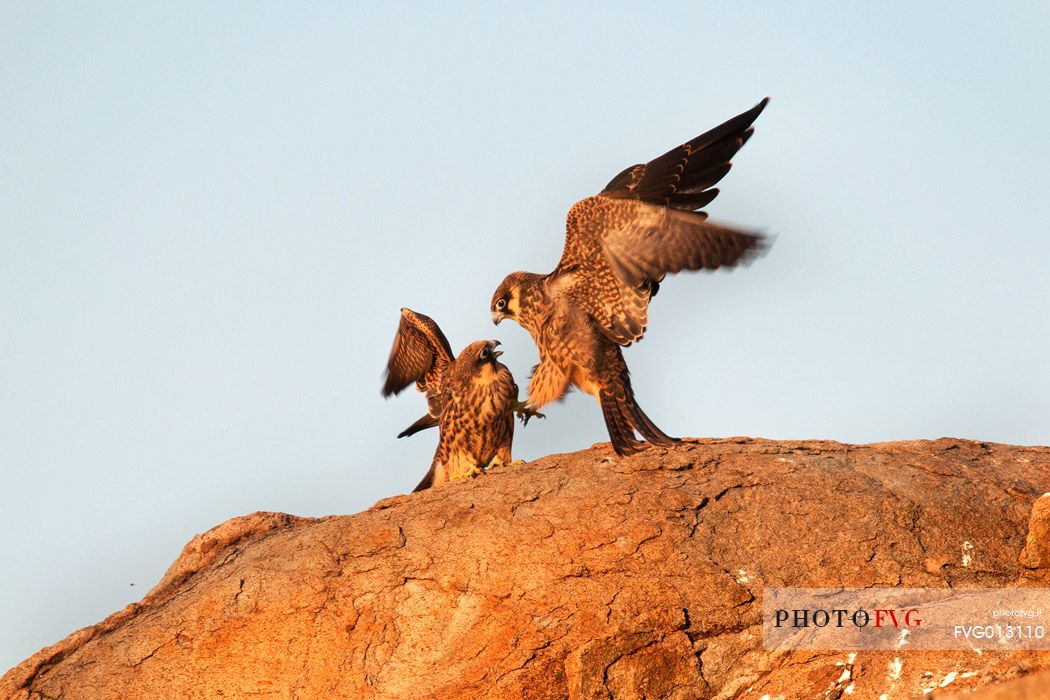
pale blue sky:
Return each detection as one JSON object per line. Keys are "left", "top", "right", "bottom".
{"left": 2, "top": 2, "right": 1048, "bottom": 671}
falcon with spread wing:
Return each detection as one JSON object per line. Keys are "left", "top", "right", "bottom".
{"left": 490, "top": 99, "right": 769, "bottom": 456}
{"left": 382, "top": 309, "right": 524, "bottom": 491}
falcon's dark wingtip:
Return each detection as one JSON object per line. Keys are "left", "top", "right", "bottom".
{"left": 412, "top": 464, "right": 436, "bottom": 492}
{"left": 746, "top": 97, "right": 770, "bottom": 120}
{"left": 733, "top": 229, "right": 775, "bottom": 269}
{"left": 380, "top": 373, "right": 404, "bottom": 398}
{"left": 397, "top": 413, "right": 439, "bottom": 438}
{"left": 600, "top": 97, "right": 771, "bottom": 209}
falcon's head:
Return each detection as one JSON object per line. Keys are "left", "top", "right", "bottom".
{"left": 490, "top": 271, "right": 542, "bottom": 325}
{"left": 454, "top": 339, "right": 509, "bottom": 388}
{"left": 467, "top": 339, "right": 503, "bottom": 363}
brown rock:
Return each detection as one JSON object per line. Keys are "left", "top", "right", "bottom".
{"left": 1020, "top": 494, "right": 1050, "bottom": 578}
{"left": 3, "top": 437, "right": 1050, "bottom": 699}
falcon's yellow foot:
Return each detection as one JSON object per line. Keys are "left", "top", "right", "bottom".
{"left": 511, "top": 400, "right": 545, "bottom": 426}
{"left": 487, "top": 455, "right": 525, "bottom": 470}
{"left": 452, "top": 464, "right": 485, "bottom": 481}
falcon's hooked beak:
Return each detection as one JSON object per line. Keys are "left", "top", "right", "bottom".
{"left": 492, "top": 311, "right": 504, "bottom": 325}
{"left": 489, "top": 340, "right": 503, "bottom": 359}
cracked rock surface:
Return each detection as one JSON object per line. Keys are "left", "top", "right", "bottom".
{"left": 4, "top": 437, "right": 1050, "bottom": 699}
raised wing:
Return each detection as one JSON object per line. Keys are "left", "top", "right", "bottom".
{"left": 556, "top": 198, "right": 764, "bottom": 344}
{"left": 601, "top": 201, "right": 765, "bottom": 288}
{"left": 381, "top": 308, "right": 456, "bottom": 399}
{"left": 552, "top": 99, "right": 769, "bottom": 345}
{"left": 600, "top": 97, "right": 768, "bottom": 211}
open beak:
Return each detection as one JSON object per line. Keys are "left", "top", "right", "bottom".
{"left": 490, "top": 340, "right": 503, "bottom": 358}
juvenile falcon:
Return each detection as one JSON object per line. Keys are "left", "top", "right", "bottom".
{"left": 382, "top": 309, "right": 526, "bottom": 491}
{"left": 490, "top": 98, "right": 769, "bottom": 456}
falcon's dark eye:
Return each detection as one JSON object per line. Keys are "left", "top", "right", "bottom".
{"left": 495, "top": 298, "right": 506, "bottom": 311}
{"left": 480, "top": 346, "right": 491, "bottom": 360}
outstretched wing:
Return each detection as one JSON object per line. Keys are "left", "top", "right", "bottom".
{"left": 599, "top": 201, "right": 766, "bottom": 288}
{"left": 553, "top": 99, "right": 769, "bottom": 345}
{"left": 381, "top": 309, "right": 456, "bottom": 403}
{"left": 599, "top": 97, "right": 768, "bottom": 211}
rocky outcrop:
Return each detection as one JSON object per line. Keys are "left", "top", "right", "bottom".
{"left": 4, "top": 437, "right": 1050, "bottom": 699}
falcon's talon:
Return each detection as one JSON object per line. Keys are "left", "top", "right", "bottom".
{"left": 453, "top": 464, "right": 485, "bottom": 481}
{"left": 511, "top": 400, "right": 545, "bottom": 426}
{"left": 488, "top": 456, "right": 525, "bottom": 471}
